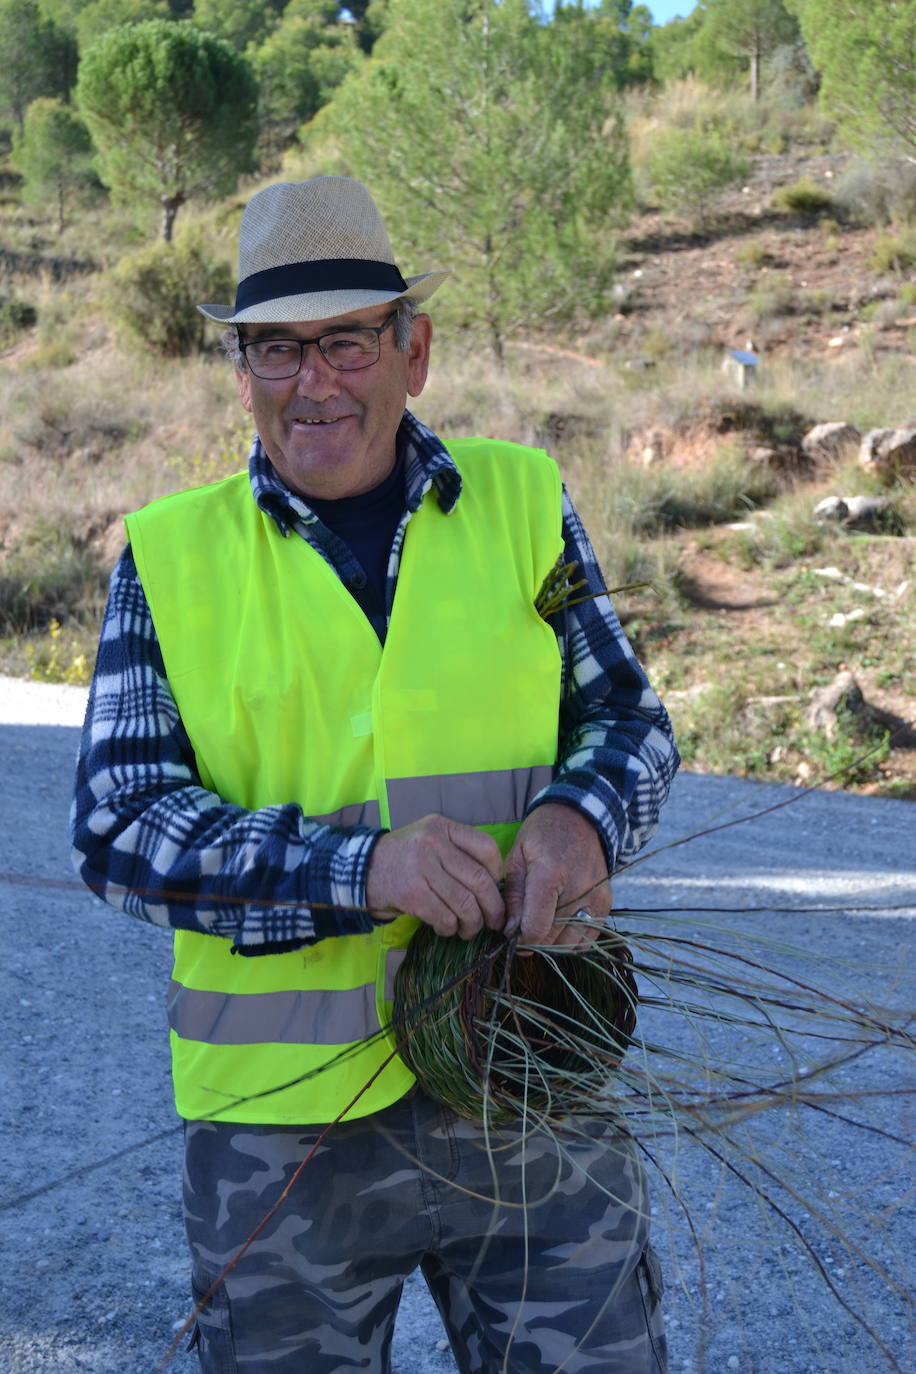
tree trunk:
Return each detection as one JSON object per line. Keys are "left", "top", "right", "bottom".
{"left": 160, "top": 195, "right": 183, "bottom": 243}
{"left": 750, "top": 41, "right": 761, "bottom": 103}
{"left": 489, "top": 318, "right": 504, "bottom": 363}
{"left": 483, "top": 258, "right": 502, "bottom": 361}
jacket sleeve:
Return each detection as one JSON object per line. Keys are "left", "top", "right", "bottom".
{"left": 70, "top": 546, "right": 382, "bottom": 952}
{"left": 527, "top": 488, "right": 680, "bottom": 873}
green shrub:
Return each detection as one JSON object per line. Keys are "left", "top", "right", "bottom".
{"left": 724, "top": 509, "right": 826, "bottom": 569}
{"left": 614, "top": 445, "right": 778, "bottom": 536}
{"left": 104, "top": 232, "right": 234, "bottom": 357}
{"left": 862, "top": 297, "right": 906, "bottom": 329}
{"left": 601, "top": 532, "right": 685, "bottom": 616}
{"left": 772, "top": 177, "right": 835, "bottom": 217}
{"left": 645, "top": 126, "right": 750, "bottom": 228}
{"left": 868, "top": 230, "right": 916, "bottom": 275}
{"left": 17, "top": 287, "right": 86, "bottom": 369}
{"left": 0, "top": 517, "right": 107, "bottom": 633}
{"left": 835, "top": 158, "right": 916, "bottom": 226}
{"left": 796, "top": 709, "right": 890, "bottom": 788}
{"left": 801, "top": 287, "right": 832, "bottom": 314}
{"left": 22, "top": 337, "right": 79, "bottom": 369}
{"left": 737, "top": 239, "right": 767, "bottom": 269}
{"left": 763, "top": 131, "right": 788, "bottom": 156}
{"left": 747, "top": 272, "right": 796, "bottom": 322}
{"left": 0, "top": 294, "right": 37, "bottom": 345}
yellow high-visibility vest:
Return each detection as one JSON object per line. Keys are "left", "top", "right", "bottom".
{"left": 126, "top": 438, "right": 563, "bottom": 1124}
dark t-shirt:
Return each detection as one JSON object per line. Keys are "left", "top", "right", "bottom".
{"left": 307, "top": 449, "right": 406, "bottom": 644}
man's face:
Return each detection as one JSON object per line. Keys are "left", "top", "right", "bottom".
{"left": 236, "top": 304, "right": 432, "bottom": 501}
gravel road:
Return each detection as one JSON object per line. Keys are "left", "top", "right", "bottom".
{"left": 1, "top": 675, "right": 913, "bottom": 1374}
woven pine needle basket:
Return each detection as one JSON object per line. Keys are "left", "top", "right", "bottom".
{"left": 392, "top": 924, "right": 638, "bottom": 1123}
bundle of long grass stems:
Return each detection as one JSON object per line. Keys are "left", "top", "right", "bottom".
{"left": 393, "top": 909, "right": 914, "bottom": 1137}
{"left": 391, "top": 902, "right": 914, "bottom": 1372}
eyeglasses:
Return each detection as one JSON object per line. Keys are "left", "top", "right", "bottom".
{"left": 239, "top": 310, "right": 399, "bottom": 379}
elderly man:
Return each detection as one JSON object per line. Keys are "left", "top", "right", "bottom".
{"left": 72, "top": 177, "right": 677, "bottom": 1374}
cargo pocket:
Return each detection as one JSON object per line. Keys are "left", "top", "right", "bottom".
{"left": 637, "top": 1244, "right": 668, "bottom": 1372}
{"left": 187, "top": 1267, "right": 238, "bottom": 1374}
{"left": 640, "top": 1243, "right": 665, "bottom": 1309}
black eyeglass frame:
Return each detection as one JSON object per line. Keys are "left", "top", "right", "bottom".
{"left": 238, "top": 309, "right": 400, "bottom": 378}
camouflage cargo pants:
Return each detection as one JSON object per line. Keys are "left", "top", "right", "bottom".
{"left": 184, "top": 1088, "right": 667, "bottom": 1374}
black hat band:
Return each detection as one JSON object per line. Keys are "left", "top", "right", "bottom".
{"left": 235, "top": 258, "right": 409, "bottom": 312}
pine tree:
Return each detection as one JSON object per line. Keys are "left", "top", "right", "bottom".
{"left": 76, "top": 19, "right": 258, "bottom": 240}
{"left": 327, "top": 0, "right": 631, "bottom": 357}
{"left": 12, "top": 96, "right": 94, "bottom": 230}
{"left": 693, "top": 0, "right": 799, "bottom": 101}
{"left": 787, "top": 0, "right": 916, "bottom": 160}
{"left": 0, "top": 0, "right": 75, "bottom": 132}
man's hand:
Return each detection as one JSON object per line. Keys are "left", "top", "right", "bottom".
{"left": 366, "top": 814, "right": 505, "bottom": 939}
{"left": 503, "top": 803, "right": 611, "bottom": 948}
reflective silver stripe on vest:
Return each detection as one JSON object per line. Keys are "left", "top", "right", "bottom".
{"left": 168, "top": 979, "right": 381, "bottom": 1046}
{"left": 385, "top": 948, "right": 407, "bottom": 1002}
{"left": 386, "top": 764, "right": 554, "bottom": 830}
{"left": 311, "top": 800, "right": 381, "bottom": 829}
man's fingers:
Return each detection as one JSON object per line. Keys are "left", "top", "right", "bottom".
{"left": 435, "top": 818, "right": 504, "bottom": 935}
{"left": 365, "top": 814, "right": 505, "bottom": 939}
{"left": 502, "top": 805, "right": 611, "bottom": 947}
{"left": 555, "top": 878, "right": 613, "bottom": 927}
{"left": 446, "top": 818, "right": 504, "bottom": 886}
{"left": 420, "top": 866, "right": 488, "bottom": 939}
{"left": 549, "top": 910, "right": 603, "bottom": 949}
{"left": 440, "top": 845, "right": 505, "bottom": 932}
{"left": 506, "top": 853, "right": 565, "bottom": 945}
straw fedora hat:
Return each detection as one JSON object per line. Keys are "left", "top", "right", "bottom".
{"left": 198, "top": 176, "right": 449, "bottom": 325}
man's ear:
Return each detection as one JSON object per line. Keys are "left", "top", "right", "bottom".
{"left": 406, "top": 313, "right": 433, "bottom": 399}
{"left": 236, "top": 364, "right": 252, "bottom": 413}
